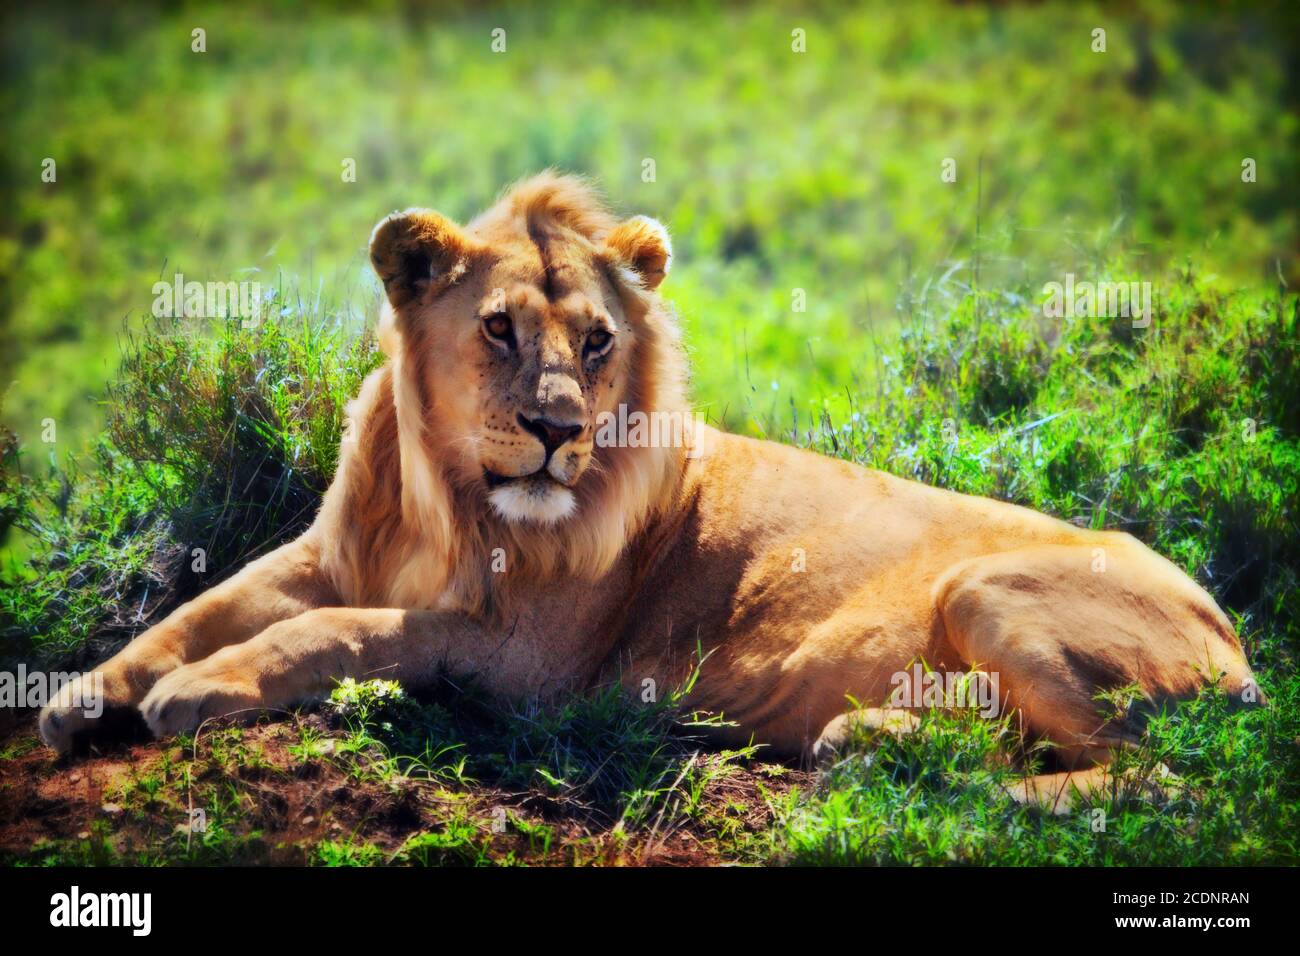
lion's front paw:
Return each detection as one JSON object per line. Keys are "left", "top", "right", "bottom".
{"left": 38, "top": 671, "right": 139, "bottom": 754}
{"left": 39, "top": 673, "right": 112, "bottom": 756}
{"left": 139, "top": 666, "right": 262, "bottom": 739}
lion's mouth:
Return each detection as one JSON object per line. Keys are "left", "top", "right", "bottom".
{"left": 483, "top": 468, "right": 578, "bottom": 525}
{"left": 483, "top": 468, "right": 560, "bottom": 489}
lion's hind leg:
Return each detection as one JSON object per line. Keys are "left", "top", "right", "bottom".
{"left": 1005, "top": 761, "right": 1181, "bottom": 814}
{"left": 811, "top": 707, "right": 921, "bottom": 765}
{"left": 935, "top": 539, "right": 1256, "bottom": 770}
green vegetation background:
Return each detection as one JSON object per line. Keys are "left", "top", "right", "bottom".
{"left": 3, "top": 0, "right": 1296, "bottom": 451}
{"left": 1, "top": 1, "right": 1298, "bottom": 865}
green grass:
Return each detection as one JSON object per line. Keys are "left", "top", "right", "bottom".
{"left": 2, "top": 0, "right": 1298, "bottom": 865}
{"left": 1, "top": 299, "right": 382, "bottom": 667}
{"left": 2, "top": 1, "right": 1296, "bottom": 453}
{"left": 779, "top": 680, "right": 1299, "bottom": 865}
{"left": 3, "top": 670, "right": 771, "bottom": 867}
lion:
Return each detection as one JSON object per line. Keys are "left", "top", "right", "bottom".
{"left": 40, "top": 173, "right": 1257, "bottom": 801}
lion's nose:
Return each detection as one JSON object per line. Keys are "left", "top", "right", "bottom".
{"left": 517, "top": 413, "right": 583, "bottom": 460}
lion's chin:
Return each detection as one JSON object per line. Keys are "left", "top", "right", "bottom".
{"left": 487, "top": 477, "right": 577, "bottom": 526}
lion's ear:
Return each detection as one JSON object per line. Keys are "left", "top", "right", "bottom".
{"left": 602, "top": 216, "right": 672, "bottom": 290}
{"left": 369, "top": 209, "right": 476, "bottom": 307}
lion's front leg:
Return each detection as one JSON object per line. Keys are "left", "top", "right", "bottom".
{"left": 40, "top": 535, "right": 334, "bottom": 754}
{"left": 138, "top": 606, "right": 509, "bottom": 739}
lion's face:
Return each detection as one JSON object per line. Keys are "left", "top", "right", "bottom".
{"left": 462, "top": 242, "right": 635, "bottom": 524}
{"left": 369, "top": 178, "right": 673, "bottom": 527}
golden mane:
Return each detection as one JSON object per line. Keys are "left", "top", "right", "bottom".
{"left": 473, "top": 169, "right": 621, "bottom": 240}
{"left": 316, "top": 174, "right": 691, "bottom": 619}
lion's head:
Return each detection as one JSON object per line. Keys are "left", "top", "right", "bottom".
{"left": 369, "top": 173, "right": 675, "bottom": 526}
{"left": 319, "top": 173, "right": 691, "bottom": 613}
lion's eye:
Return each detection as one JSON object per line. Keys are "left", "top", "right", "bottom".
{"left": 584, "top": 329, "right": 613, "bottom": 358}
{"left": 483, "top": 313, "right": 514, "bottom": 347}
